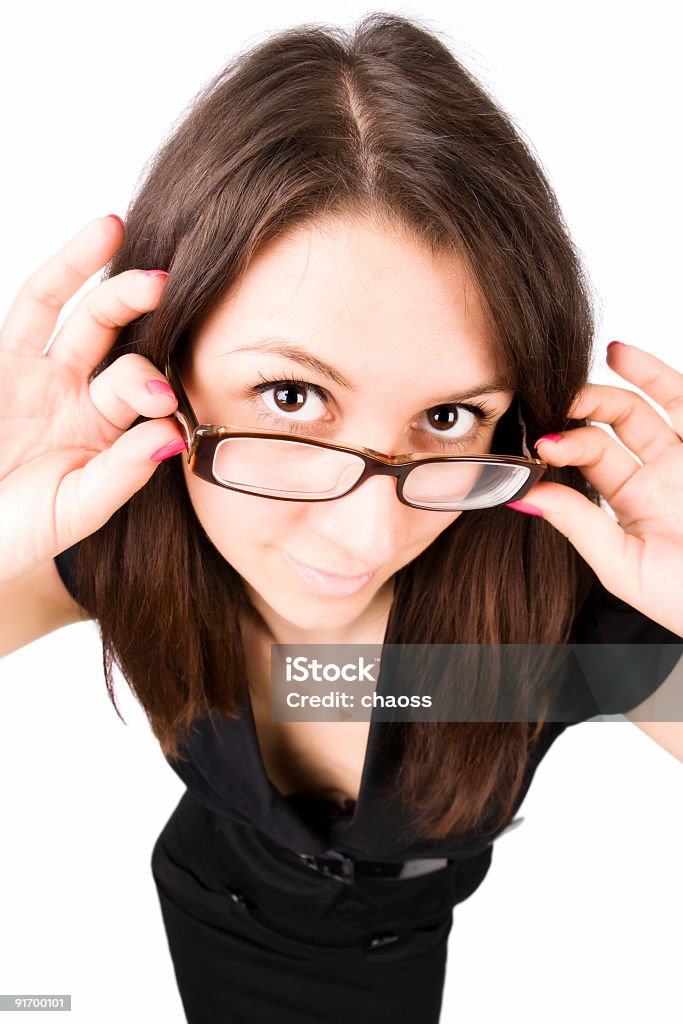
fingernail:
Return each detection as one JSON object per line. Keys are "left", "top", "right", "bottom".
{"left": 106, "top": 214, "right": 125, "bottom": 228}
{"left": 144, "top": 269, "right": 168, "bottom": 278}
{"left": 506, "top": 500, "right": 544, "bottom": 518}
{"left": 150, "top": 439, "right": 188, "bottom": 462}
{"left": 146, "top": 379, "right": 176, "bottom": 399}
{"left": 534, "top": 433, "right": 562, "bottom": 447}
{"left": 607, "top": 340, "right": 624, "bottom": 351}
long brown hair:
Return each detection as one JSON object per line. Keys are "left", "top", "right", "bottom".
{"left": 73, "top": 13, "right": 599, "bottom": 840}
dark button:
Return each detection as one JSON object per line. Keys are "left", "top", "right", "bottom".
{"left": 368, "top": 933, "right": 399, "bottom": 950}
{"left": 226, "top": 888, "right": 254, "bottom": 912}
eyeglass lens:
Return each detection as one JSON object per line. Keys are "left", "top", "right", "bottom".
{"left": 212, "top": 437, "right": 530, "bottom": 510}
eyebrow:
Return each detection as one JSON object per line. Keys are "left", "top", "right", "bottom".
{"left": 224, "top": 338, "right": 514, "bottom": 405}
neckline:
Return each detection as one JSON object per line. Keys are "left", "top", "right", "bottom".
{"left": 241, "top": 622, "right": 394, "bottom": 837}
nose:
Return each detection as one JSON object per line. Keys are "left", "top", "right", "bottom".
{"left": 305, "top": 472, "right": 411, "bottom": 571}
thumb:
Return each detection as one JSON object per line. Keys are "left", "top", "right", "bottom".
{"left": 506, "top": 481, "right": 629, "bottom": 592}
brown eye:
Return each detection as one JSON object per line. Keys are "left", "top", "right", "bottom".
{"left": 273, "top": 384, "right": 306, "bottom": 413}
{"left": 254, "top": 379, "right": 329, "bottom": 423}
{"left": 424, "top": 404, "right": 477, "bottom": 436}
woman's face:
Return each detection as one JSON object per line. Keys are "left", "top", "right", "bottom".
{"left": 181, "top": 215, "right": 515, "bottom": 644}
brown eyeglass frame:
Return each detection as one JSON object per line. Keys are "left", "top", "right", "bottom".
{"left": 163, "top": 354, "right": 547, "bottom": 510}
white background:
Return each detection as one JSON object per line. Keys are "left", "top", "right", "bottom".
{"left": 1, "top": 1, "right": 681, "bottom": 1021}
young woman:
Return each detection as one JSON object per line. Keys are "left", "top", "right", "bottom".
{"left": 1, "top": 13, "right": 681, "bottom": 1023}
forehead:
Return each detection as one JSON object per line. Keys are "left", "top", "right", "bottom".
{"left": 190, "top": 214, "right": 500, "bottom": 380}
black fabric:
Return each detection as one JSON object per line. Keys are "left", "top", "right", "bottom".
{"left": 151, "top": 789, "right": 455, "bottom": 1023}
{"left": 54, "top": 543, "right": 683, "bottom": 1022}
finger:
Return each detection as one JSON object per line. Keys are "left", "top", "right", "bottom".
{"left": 88, "top": 353, "right": 178, "bottom": 431}
{"left": 603, "top": 342, "right": 683, "bottom": 440}
{"left": 534, "top": 424, "right": 640, "bottom": 507}
{"left": 45, "top": 268, "right": 168, "bottom": 376}
{"left": 55, "top": 418, "right": 188, "bottom": 551}
{"left": 567, "top": 377, "right": 681, "bottom": 465}
{"left": 0, "top": 216, "right": 125, "bottom": 355}
{"left": 506, "top": 480, "right": 639, "bottom": 601}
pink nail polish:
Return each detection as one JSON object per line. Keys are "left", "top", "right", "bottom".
{"left": 607, "top": 340, "right": 624, "bottom": 351}
{"left": 106, "top": 214, "right": 125, "bottom": 228}
{"left": 534, "top": 433, "right": 562, "bottom": 447}
{"left": 144, "top": 269, "right": 168, "bottom": 278}
{"left": 146, "top": 379, "right": 176, "bottom": 398}
{"left": 150, "top": 439, "right": 188, "bottom": 462}
{"left": 506, "top": 500, "right": 544, "bottom": 518}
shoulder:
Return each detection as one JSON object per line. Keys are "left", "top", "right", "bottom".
{"left": 572, "top": 577, "right": 682, "bottom": 645}
{"left": 53, "top": 542, "right": 91, "bottom": 619}
{"left": 555, "top": 578, "right": 683, "bottom": 723}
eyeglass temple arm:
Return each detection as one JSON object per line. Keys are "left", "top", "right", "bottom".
{"left": 164, "top": 355, "right": 195, "bottom": 453}
{"left": 516, "top": 400, "right": 532, "bottom": 460}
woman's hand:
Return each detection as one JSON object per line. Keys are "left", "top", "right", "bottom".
{"left": 508, "top": 341, "right": 683, "bottom": 638}
{"left": 0, "top": 216, "right": 187, "bottom": 584}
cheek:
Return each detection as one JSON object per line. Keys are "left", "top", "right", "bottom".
{"left": 421, "top": 507, "right": 462, "bottom": 530}
{"left": 405, "top": 510, "right": 463, "bottom": 564}
{"left": 183, "top": 470, "right": 300, "bottom": 557}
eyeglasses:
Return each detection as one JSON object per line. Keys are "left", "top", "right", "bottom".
{"left": 163, "top": 354, "right": 547, "bottom": 512}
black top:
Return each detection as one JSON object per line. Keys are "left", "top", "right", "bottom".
{"left": 54, "top": 544, "right": 682, "bottom": 901}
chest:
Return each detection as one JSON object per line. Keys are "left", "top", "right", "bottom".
{"left": 239, "top": 589, "right": 394, "bottom": 803}
{"left": 248, "top": 681, "right": 371, "bottom": 803}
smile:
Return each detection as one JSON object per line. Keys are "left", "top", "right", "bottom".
{"left": 283, "top": 553, "right": 378, "bottom": 597}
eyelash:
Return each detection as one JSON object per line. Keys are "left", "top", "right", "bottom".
{"left": 244, "top": 371, "right": 498, "bottom": 450}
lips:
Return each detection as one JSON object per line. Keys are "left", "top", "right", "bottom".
{"left": 283, "top": 552, "right": 378, "bottom": 597}
{"left": 290, "top": 558, "right": 378, "bottom": 579}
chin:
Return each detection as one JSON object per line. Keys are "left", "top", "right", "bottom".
{"left": 274, "top": 592, "right": 371, "bottom": 626}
